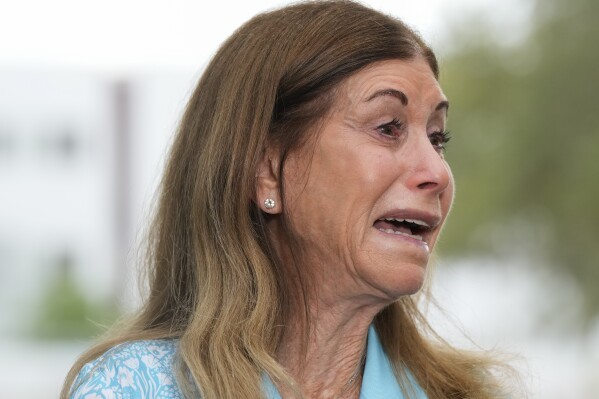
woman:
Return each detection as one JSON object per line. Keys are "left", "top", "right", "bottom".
{"left": 62, "top": 1, "right": 509, "bottom": 398}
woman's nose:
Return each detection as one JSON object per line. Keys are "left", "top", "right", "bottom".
{"left": 404, "top": 134, "right": 452, "bottom": 195}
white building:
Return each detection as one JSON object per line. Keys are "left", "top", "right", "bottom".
{"left": 0, "top": 68, "right": 197, "bottom": 336}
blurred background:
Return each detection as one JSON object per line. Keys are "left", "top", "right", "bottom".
{"left": 0, "top": 0, "right": 597, "bottom": 397}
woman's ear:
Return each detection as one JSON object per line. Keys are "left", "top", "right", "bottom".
{"left": 255, "top": 148, "right": 282, "bottom": 214}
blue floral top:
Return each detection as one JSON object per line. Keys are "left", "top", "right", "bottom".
{"left": 70, "top": 340, "right": 184, "bottom": 399}
{"left": 69, "top": 326, "right": 427, "bottom": 399}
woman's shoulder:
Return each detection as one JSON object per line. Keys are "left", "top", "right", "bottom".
{"left": 69, "top": 339, "right": 185, "bottom": 399}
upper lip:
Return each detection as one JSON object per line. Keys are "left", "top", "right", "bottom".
{"left": 374, "top": 208, "right": 442, "bottom": 231}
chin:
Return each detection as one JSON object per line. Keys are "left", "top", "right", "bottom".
{"left": 368, "top": 262, "right": 428, "bottom": 299}
{"left": 393, "top": 267, "right": 427, "bottom": 296}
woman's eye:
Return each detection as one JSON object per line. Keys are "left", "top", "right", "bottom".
{"left": 429, "top": 130, "right": 451, "bottom": 153}
{"left": 376, "top": 118, "right": 402, "bottom": 138}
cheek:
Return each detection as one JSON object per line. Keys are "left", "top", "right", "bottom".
{"left": 281, "top": 150, "right": 341, "bottom": 244}
{"left": 313, "top": 144, "right": 397, "bottom": 227}
{"left": 281, "top": 140, "right": 387, "bottom": 250}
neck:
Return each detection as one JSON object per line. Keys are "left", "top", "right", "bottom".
{"left": 266, "top": 221, "right": 394, "bottom": 398}
{"left": 276, "top": 296, "right": 384, "bottom": 399}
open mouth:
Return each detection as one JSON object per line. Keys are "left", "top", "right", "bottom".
{"left": 373, "top": 217, "right": 432, "bottom": 241}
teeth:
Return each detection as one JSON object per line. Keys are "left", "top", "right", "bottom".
{"left": 383, "top": 217, "right": 430, "bottom": 227}
{"left": 404, "top": 218, "right": 429, "bottom": 227}
{"left": 377, "top": 227, "right": 423, "bottom": 241}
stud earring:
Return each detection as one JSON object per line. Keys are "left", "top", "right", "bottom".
{"left": 264, "top": 198, "right": 276, "bottom": 209}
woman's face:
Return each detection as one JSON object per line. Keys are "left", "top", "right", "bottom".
{"left": 277, "top": 58, "right": 453, "bottom": 301}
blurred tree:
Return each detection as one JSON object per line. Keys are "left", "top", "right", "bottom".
{"left": 439, "top": 0, "right": 599, "bottom": 322}
{"left": 31, "top": 253, "right": 119, "bottom": 340}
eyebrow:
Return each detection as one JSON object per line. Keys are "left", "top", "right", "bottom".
{"left": 365, "top": 89, "right": 408, "bottom": 105}
{"left": 365, "top": 88, "right": 450, "bottom": 114}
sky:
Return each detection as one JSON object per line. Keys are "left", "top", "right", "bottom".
{"left": 0, "top": 0, "right": 535, "bottom": 75}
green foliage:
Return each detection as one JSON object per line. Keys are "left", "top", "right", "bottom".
{"left": 438, "top": 0, "right": 599, "bottom": 320}
{"left": 30, "top": 254, "right": 120, "bottom": 340}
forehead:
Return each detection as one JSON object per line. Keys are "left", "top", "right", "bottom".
{"left": 337, "top": 58, "right": 445, "bottom": 107}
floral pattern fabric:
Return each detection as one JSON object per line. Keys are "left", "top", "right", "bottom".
{"left": 70, "top": 340, "right": 184, "bottom": 399}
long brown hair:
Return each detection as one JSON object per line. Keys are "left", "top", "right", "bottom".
{"left": 62, "top": 1, "right": 511, "bottom": 398}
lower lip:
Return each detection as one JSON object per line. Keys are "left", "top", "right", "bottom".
{"left": 374, "top": 227, "right": 430, "bottom": 252}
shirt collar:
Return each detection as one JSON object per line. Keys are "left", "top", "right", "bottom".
{"left": 360, "top": 324, "right": 426, "bottom": 399}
